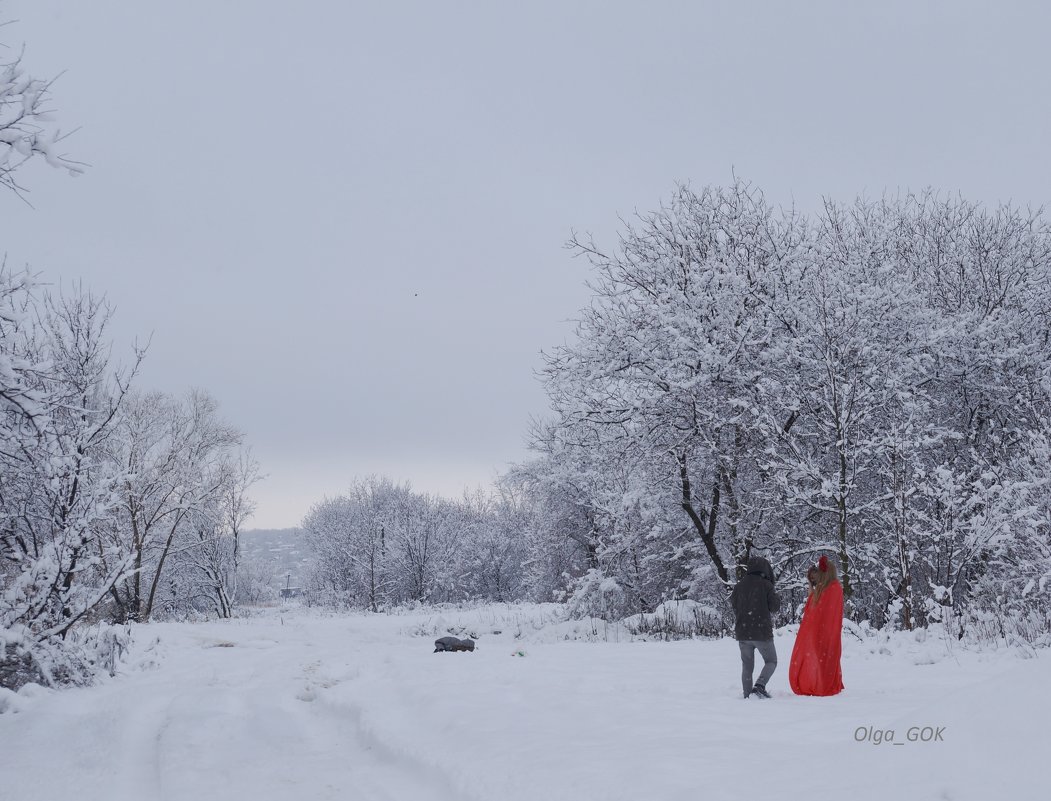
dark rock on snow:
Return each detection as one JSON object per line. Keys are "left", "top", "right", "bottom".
{"left": 434, "top": 636, "right": 475, "bottom": 653}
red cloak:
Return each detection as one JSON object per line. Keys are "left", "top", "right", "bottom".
{"left": 789, "top": 580, "right": 845, "bottom": 696}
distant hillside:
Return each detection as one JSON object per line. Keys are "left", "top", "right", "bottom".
{"left": 239, "top": 528, "right": 312, "bottom": 590}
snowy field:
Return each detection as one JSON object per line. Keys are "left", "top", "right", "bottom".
{"left": 0, "top": 603, "right": 1046, "bottom": 801}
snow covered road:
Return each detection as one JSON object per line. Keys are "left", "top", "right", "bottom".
{"left": 1, "top": 605, "right": 1047, "bottom": 801}
{"left": 1, "top": 615, "right": 460, "bottom": 801}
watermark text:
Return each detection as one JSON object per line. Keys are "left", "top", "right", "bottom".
{"left": 854, "top": 725, "right": 945, "bottom": 745}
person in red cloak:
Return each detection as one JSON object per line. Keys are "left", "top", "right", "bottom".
{"left": 789, "top": 555, "right": 845, "bottom": 696}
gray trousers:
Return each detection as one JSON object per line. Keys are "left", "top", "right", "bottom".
{"left": 738, "top": 639, "right": 777, "bottom": 694}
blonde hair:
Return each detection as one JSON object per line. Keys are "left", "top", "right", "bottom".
{"left": 812, "top": 555, "right": 838, "bottom": 603}
{"left": 806, "top": 565, "right": 819, "bottom": 597}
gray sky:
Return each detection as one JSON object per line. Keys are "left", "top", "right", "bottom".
{"left": 4, "top": 1, "right": 1050, "bottom": 528}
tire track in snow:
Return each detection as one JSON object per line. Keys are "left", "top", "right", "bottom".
{"left": 306, "top": 644, "right": 486, "bottom": 801}
{"left": 143, "top": 644, "right": 459, "bottom": 801}
{"left": 311, "top": 692, "right": 480, "bottom": 801}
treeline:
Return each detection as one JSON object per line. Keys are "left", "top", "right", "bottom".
{"left": 0, "top": 273, "right": 257, "bottom": 686}
{"left": 302, "top": 477, "right": 528, "bottom": 609}
{"left": 306, "top": 182, "right": 1051, "bottom": 641}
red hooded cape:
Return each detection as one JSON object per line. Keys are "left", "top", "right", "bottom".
{"left": 789, "top": 580, "right": 845, "bottom": 696}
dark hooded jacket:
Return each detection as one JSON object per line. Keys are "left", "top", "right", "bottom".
{"left": 730, "top": 556, "right": 781, "bottom": 641}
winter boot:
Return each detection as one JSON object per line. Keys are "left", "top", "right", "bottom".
{"left": 751, "top": 684, "right": 771, "bottom": 699}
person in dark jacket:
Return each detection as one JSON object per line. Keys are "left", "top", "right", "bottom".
{"left": 730, "top": 555, "right": 781, "bottom": 698}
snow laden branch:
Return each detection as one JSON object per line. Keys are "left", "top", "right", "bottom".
{"left": 0, "top": 40, "right": 83, "bottom": 196}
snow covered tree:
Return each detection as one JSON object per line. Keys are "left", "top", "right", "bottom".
{"left": 0, "top": 280, "right": 139, "bottom": 684}
{"left": 171, "top": 450, "right": 260, "bottom": 619}
{"left": 455, "top": 485, "right": 529, "bottom": 603}
{"left": 537, "top": 181, "right": 809, "bottom": 616}
{"left": 103, "top": 389, "right": 246, "bottom": 622}
{"left": 530, "top": 182, "right": 1051, "bottom": 636}
{"left": 1, "top": 21, "right": 260, "bottom": 687}
{"left": 303, "top": 476, "right": 399, "bottom": 610}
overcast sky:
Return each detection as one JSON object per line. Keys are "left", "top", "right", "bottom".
{"left": 4, "top": 1, "right": 1050, "bottom": 528}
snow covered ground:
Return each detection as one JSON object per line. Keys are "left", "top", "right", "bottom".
{"left": 1, "top": 603, "right": 1046, "bottom": 801}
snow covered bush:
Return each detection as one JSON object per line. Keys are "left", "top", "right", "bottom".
{"left": 234, "top": 557, "right": 280, "bottom": 606}
{"left": 622, "top": 600, "right": 727, "bottom": 639}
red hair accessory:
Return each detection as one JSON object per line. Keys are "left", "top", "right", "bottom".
{"left": 818, "top": 555, "right": 829, "bottom": 572}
